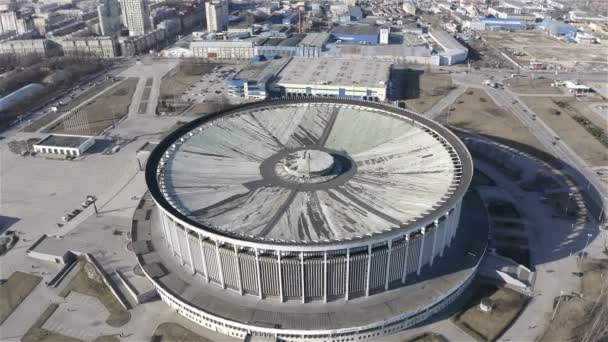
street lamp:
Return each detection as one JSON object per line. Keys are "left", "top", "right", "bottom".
{"left": 551, "top": 290, "right": 565, "bottom": 321}
{"left": 584, "top": 233, "right": 593, "bottom": 251}
{"left": 564, "top": 192, "right": 574, "bottom": 217}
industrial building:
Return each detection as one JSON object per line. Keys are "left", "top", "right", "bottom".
{"left": 428, "top": 29, "right": 468, "bottom": 65}
{"left": 33, "top": 134, "right": 95, "bottom": 157}
{"left": 255, "top": 35, "right": 321, "bottom": 58}
{"left": 467, "top": 17, "right": 528, "bottom": 31}
{"left": 275, "top": 58, "right": 391, "bottom": 100}
{"left": 539, "top": 20, "right": 577, "bottom": 38}
{"left": 190, "top": 39, "right": 258, "bottom": 59}
{"left": 331, "top": 24, "right": 380, "bottom": 44}
{"left": 225, "top": 59, "right": 287, "bottom": 99}
{"left": 135, "top": 98, "right": 480, "bottom": 341}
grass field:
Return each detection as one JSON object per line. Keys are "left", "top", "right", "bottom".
{"left": 540, "top": 258, "right": 608, "bottom": 342}
{"left": 403, "top": 332, "right": 448, "bottom": 342}
{"left": 504, "top": 78, "right": 563, "bottom": 95}
{"left": 0, "top": 271, "right": 42, "bottom": 325}
{"left": 44, "top": 77, "right": 138, "bottom": 135}
{"left": 453, "top": 283, "right": 528, "bottom": 341}
{"left": 523, "top": 97, "right": 608, "bottom": 167}
{"left": 23, "top": 79, "right": 119, "bottom": 133}
{"left": 435, "top": 88, "right": 547, "bottom": 157}
{"left": 151, "top": 322, "right": 214, "bottom": 342}
{"left": 43, "top": 78, "right": 138, "bottom": 136}
{"left": 59, "top": 262, "right": 131, "bottom": 327}
{"left": 403, "top": 72, "right": 453, "bottom": 113}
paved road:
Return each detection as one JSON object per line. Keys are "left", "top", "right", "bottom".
{"left": 452, "top": 72, "right": 608, "bottom": 212}
{"left": 425, "top": 85, "right": 467, "bottom": 119}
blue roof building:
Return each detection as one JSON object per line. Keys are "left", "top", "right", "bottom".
{"left": 539, "top": 20, "right": 577, "bottom": 37}
{"left": 331, "top": 25, "right": 380, "bottom": 44}
{"left": 476, "top": 17, "right": 528, "bottom": 31}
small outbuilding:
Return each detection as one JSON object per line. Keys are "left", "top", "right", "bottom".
{"left": 34, "top": 134, "right": 95, "bottom": 157}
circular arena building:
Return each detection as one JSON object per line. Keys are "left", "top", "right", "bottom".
{"left": 133, "top": 98, "right": 485, "bottom": 341}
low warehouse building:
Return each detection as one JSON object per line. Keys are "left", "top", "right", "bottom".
{"left": 331, "top": 25, "right": 380, "bottom": 44}
{"left": 428, "top": 29, "right": 468, "bottom": 65}
{"left": 226, "top": 59, "right": 288, "bottom": 99}
{"left": 275, "top": 57, "right": 391, "bottom": 101}
{"left": 34, "top": 134, "right": 95, "bottom": 156}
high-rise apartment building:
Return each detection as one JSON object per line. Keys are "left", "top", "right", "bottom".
{"left": 98, "top": 0, "right": 121, "bottom": 36}
{"left": 121, "top": 0, "right": 151, "bottom": 36}
{"left": 205, "top": 0, "right": 228, "bottom": 32}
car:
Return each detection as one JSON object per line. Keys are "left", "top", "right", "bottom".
{"left": 81, "top": 200, "right": 92, "bottom": 208}
{"left": 72, "top": 209, "right": 82, "bottom": 215}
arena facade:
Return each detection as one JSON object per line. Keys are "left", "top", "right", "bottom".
{"left": 134, "top": 98, "right": 485, "bottom": 341}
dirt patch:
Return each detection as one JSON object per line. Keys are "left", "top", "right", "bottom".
{"left": 59, "top": 261, "right": 131, "bottom": 327}
{"left": 22, "top": 79, "right": 119, "bottom": 133}
{"left": 436, "top": 88, "right": 547, "bottom": 155}
{"left": 481, "top": 30, "right": 608, "bottom": 71}
{"left": 402, "top": 71, "right": 453, "bottom": 113}
{"left": 151, "top": 322, "right": 215, "bottom": 342}
{"left": 0, "top": 271, "right": 42, "bottom": 325}
{"left": 523, "top": 97, "right": 608, "bottom": 167}
{"left": 505, "top": 78, "right": 564, "bottom": 95}
{"left": 453, "top": 283, "right": 529, "bottom": 342}
{"left": 22, "top": 304, "right": 82, "bottom": 342}
{"left": 180, "top": 97, "right": 236, "bottom": 117}
{"left": 540, "top": 258, "right": 608, "bottom": 342}
{"left": 403, "top": 332, "right": 448, "bottom": 342}
{"left": 44, "top": 78, "right": 138, "bottom": 136}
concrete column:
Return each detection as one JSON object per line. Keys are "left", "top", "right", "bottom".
{"left": 184, "top": 227, "right": 195, "bottom": 274}
{"left": 430, "top": 220, "right": 439, "bottom": 267}
{"left": 401, "top": 234, "right": 410, "bottom": 284}
{"left": 323, "top": 251, "right": 328, "bottom": 303}
{"left": 198, "top": 235, "right": 209, "bottom": 282}
{"left": 384, "top": 240, "right": 392, "bottom": 291}
{"left": 160, "top": 213, "right": 172, "bottom": 250}
{"left": 446, "top": 211, "right": 455, "bottom": 247}
{"left": 440, "top": 214, "right": 449, "bottom": 257}
{"left": 215, "top": 240, "right": 225, "bottom": 288}
{"left": 345, "top": 248, "right": 350, "bottom": 301}
{"left": 300, "top": 252, "right": 305, "bottom": 303}
{"left": 277, "top": 252, "right": 284, "bottom": 302}
{"left": 255, "top": 248, "right": 262, "bottom": 299}
{"left": 173, "top": 221, "right": 184, "bottom": 265}
{"left": 234, "top": 246, "right": 243, "bottom": 294}
{"left": 417, "top": 228, "right": 427, "bottom": 276}
{"left": 365, "top": 244, "right": 372, "bottom": 297}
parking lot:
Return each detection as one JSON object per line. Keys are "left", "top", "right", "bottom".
{"left": 179, "top": 64, "right": 245, "bottom": 106}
